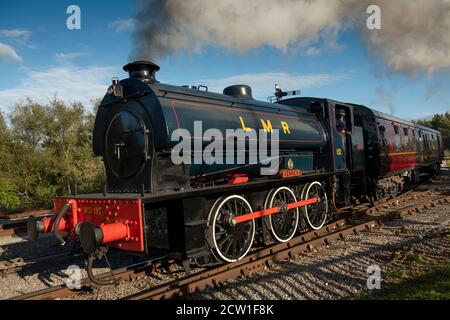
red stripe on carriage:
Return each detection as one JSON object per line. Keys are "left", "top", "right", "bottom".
{"left": 234, "top": 197, "right": 318, "bottom": 224}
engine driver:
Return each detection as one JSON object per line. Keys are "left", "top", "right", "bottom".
{"left": 336, "top": 108, "right": 350, "bottom": 135}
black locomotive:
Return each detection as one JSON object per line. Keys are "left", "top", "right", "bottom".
{"left": 28, "top": 61, "right": 443, "bottom": 280}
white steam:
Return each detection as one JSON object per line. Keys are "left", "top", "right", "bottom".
{"left": 131, "top": 0, "right": 450, "bottom": 76}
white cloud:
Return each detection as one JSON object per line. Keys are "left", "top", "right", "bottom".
{"left": 304, "top": 47, "right": 321, "bottom": 56}
{"left": 200, "top": 72, "right": 350, "bottom": 100}
{"left": 0, "top": 42, "right": 22, "bottom": 62}
{"left": 0, "top": 29, "right": 31, "bottom": 40}
{"left": 407, "top": 110, "right": 448, "bottom": 121}
{"left": 55, "top": 52, "right": 85, "bottom": 63}
{"left": 109, "top": 18, "right": 135, "bottom": 32}
{"left": 0, "top": 66, "right": 349, "bottom": 111}
{"left": 0, "top": 65, "right": 120, "bottom": 111}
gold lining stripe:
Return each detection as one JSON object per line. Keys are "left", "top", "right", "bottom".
{"left": 387, "top": 152, "right": 417, "bottom": 156}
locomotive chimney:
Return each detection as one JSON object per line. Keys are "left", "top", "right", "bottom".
{"left": 123, "top": 61, "right": 160, "bottom": 83}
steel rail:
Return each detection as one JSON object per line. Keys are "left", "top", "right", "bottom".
{"left": 124, "top": 218, "right": 380, "bottom": 300}
{"left": 9, "top": 256, "right": 168, "bottom": 300}
{"left": 124, "top": 193, "right": 450, "bottom": 300}
{"left": 10, "top": 189, "right": 449, "bottom": 300}
{"left": 0, "top": 212, "right": 53, "bottom": 237}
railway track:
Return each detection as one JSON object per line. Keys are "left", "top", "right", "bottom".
{"left": 125, "top": 193, "right": 450, "bottom": 300}
{"left": 0, "top": 210, "right": 53, "bottom": 238}
{"left": 0, "top": 251, "right": 82, "bottom": 275}
{"left": 9, "top": 189, "right": 450, "bottom": 300}
{"left": 125, "top": 217, "right": 380, "bottom": 300}
{"left": 368, "top": 189, "right": 428, "bottom": 213}
{"left": 0, "top": 219, "right": 29, "bottom": 238}
{"left": 9, "top": 256, "right": 167, "bottom": 300}
{"left": 0, "top": 209, "right": 52, "bottom": 221}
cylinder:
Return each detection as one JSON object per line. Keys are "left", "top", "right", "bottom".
{"left": 99, "top": 222, "right": 128, "bottom": 244}
{"left": 79, "top": 221, "right": 129, "bottom": 255}
{"left": 27, "top": 215, "right": 67, "bottom": 240}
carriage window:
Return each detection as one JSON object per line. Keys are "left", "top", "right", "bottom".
{"left": 394, "top": 125, "right": 401, "bottom": 150}
{"left": 404, "top": 128, "right": 410, "bottom": 148}
{"left": 379, "top": 126, "right": 385, "bottom": 138}
{"left": 378, "top": 126, "right": 387, "bottom": 148}
{"left": 412, "top": 130, "right": 416, "bottom": 137}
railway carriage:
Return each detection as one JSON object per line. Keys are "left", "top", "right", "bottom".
{"left": 352, "top": 105, "right": 443, "bottom": 197}
{"left": 27, "top": 61, "right": 444, "bottom": 283}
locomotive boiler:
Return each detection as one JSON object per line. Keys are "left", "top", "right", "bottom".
{"left": 94, "top": 61, "right": 327, "bottom": 194}
{"left": 27, "top": 61, "right": 443, "bottom": 284}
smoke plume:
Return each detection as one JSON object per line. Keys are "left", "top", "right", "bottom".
{"left": 373, "top": 85, "right": 396, "bottom": 115}
{"left": 131, "top": 0, "right": 450, "bottom": 76}
{"left": 362, "top": 0, "right": 450, "bottom": 75}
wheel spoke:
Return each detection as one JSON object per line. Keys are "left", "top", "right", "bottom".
{"left": 267, "top": 188, "right": 298, "bottom": 243}
{"left": 225, "top": 241, "right": 234, "bottom": 255}
{"left": 304, "top": 182, "right": 328, "bottom": 230}
{"left": 218, "top": 233, "right": 231, "bottom": 245}
{"left": 216, "top": 230, "right": 227, "bottom": 237}
{"left": 226, "top": 202, "right": 233, "bottom": 214}
{"left": 211, "top": 196, "right": 254, "bottom": 262}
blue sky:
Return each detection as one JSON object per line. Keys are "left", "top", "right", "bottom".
{"left": 0, "top": 0, "right": 449, "bottom": 119}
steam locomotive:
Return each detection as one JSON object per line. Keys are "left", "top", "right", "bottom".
{"left": 28, "top": 61, "right": 443, "bottom": 282}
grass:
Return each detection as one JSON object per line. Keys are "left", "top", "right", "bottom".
{"left": 446, "top": 226, "right": 450, "bottom": 240}
{"left": 386, "top": 268, "right": 408, "bottom": 281}
{"left": 444, "top": 149, "right": 450, "bottom": 157}
{"left": 444, "top": 150, "right": 450, "bottom": 168}
{"left": 407, "top": 252, "right": 425, "bottom": 262}
{"left": 356, "top": 240, "right": 450, "bottom": 300}
{"left": 444, "top": 160, "right": 450, "bottom": 168}
{"left": 356, "top": 265, "right": 450, "bottom": 300}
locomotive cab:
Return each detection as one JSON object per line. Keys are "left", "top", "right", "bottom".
{"left": 279, "top": 97, "right": 369, "bottom": 206}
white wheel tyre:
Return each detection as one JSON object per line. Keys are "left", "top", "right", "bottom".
{"left": 264, "top": 187, "right": 299, "bottom": 243}
{"left": 302, "top": 181, "right": 329, "bottom": 230}
{"left": 207, "top": 195, "right": 255, "bottom": 263}
{"left": 300, "top": 182, "right": 311, "bottom": 202}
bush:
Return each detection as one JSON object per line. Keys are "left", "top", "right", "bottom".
{"left": 0, "top": 180, "right": 20, "bottom": 211}
{"left": 0, "top": 98, "right": 105, "bottom": 210}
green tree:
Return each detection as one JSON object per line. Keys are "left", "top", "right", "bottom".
{"left": 1, "top": 98, "right": 104, "bottom": 210}
{"left": 417, "top": 112, "right": 450, "bottom": 151}
{"left": 0, "top": 112, "right": 20, "bottom": 210}
{"left": 0, "top": 180, "right": 20, "bottom": 210}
